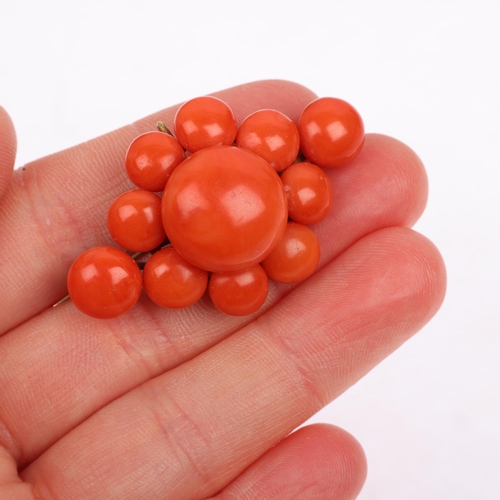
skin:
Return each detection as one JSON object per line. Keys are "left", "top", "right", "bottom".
{"left": 0, "top": 81, "right": 446, "bottom": 499}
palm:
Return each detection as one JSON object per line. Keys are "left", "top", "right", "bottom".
{"left": 0, "top": 81, "right": 445, "bottom": 499}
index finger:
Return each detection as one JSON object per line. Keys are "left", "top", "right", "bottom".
{"left": 0, "top": 80, "right": 317, "bottom": 335}
{"left": 0, "top": 106, "right": 16, "bottom": 199}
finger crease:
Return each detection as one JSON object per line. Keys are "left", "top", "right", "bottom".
{"left": 19, "top": 164, "right": 88, "bottom": 266}
{"left": 104, "top": 319, "right": 159, "bottom": 381}
{"left": 262, "top": 322, "right": 325, "bottom": 412}
{"left": 144, "top": 384, "right": 215, "bottom": 491}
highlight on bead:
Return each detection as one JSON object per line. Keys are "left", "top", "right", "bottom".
{"left": 62, "top": 95, "right": 364, "bottom": 318}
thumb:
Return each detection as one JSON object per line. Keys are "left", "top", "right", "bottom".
{"left": 0, "top": 106, "right": 16, "bottom": 200}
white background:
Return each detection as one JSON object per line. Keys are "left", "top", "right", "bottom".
{"left": 1, "top": 1, "right": 499, "bottom": 498}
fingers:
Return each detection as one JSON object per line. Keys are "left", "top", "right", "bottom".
{"left": 6, "top": 426, "right": 364, "bottom": 500}
{"left": 211, "top": 424, "right": 366, "bottom": 500}
{"left": 21, "top": 228, "right": 446, "bottom": 500}
{"left": 0, "top": 107, "right": 16, "bottom": 200}
{"left": 0, "top": 80, "right": 317, "bottom": 334}
{"left": 4, "top": 426, "right": 363, "bottom": 499}
{"left": 0, "top": 133, "right": 428, "bottom": 467}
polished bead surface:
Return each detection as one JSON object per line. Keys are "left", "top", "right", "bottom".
{"left": 107, "top": 190, "right": 166, "bottom": 252}
{"left": 125, "top": 131, "right": 185, "bottom": 192}
{"left": 143, "top": 247, "right": 208, "bottom": 309}
{"left": 298, "top": 97, "right": 364, "bottom": 168}
{"left": 162, "top": 146, "right": 288, "bottom": 273}
{"left": 174, "top": 96, "right": 237, "bottom": 153}
{"left": 236, "top": 109, "right": 300, "bottom": 171}
{"left": 209, "top": 264, "right": 268, "bottom": 316}
{"left": 281, "top": 161, "right": 334, "bottom": 224}
{"left": 262, "top": 222, "right": 320, "bottom": 283}
{"left": 67, "top": 246, "right": 142, "bottom": 319}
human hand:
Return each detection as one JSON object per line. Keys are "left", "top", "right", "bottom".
{"left": 0, "top": 80, "right": 446, "bottom": 499}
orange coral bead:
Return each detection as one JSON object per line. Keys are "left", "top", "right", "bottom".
{"left": 143, "top": 247, "right": 208, "bottom": 309}
{"left": 262, "top": 222, "right": 320, "bottom": 283}
{"left": 162, "top": 146, "right": 288, "bottom": 273}
{"left": 209, "top": 265, "right": 269, "bottom": 316}
{"left": 125, "top": 131, "right": 185, "bottom": 192}
{"left": 281, "top": 162, "right": 334, "bottom": 224}
{"left": 298, "top": 97, "right": 364, "bottom": 168}
{"left": 174, "top": 96, "right": 237, "bottom": 153}
{"left": 67, "top": 246, "right": 142, "bottom": 319}
{"left": 236, "top": 109, "right": 300, "bottom": 171}
{"left": 107, "top": 190, "right": 166, "bottom": 252}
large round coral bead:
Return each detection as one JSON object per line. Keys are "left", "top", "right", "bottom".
{"left": 162, "top": 146, "right": 288, "bottom": 273}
